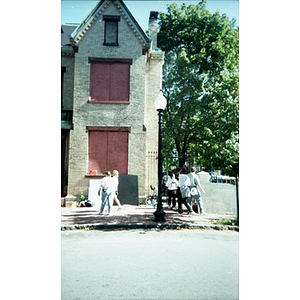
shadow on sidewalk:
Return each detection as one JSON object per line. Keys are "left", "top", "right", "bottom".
{"left": 61, "top": 211, "right": 195, "bottom": 226}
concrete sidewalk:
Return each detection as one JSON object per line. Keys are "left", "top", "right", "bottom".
{"left": 61, "top": 204, "right": 239, "bottom": 231}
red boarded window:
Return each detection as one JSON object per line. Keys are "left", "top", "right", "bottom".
{"left": 89, "top": 60, "right": 131, "bottom": 103}
{"left": 88, "top": 129, "right": 129, "bottom": 175}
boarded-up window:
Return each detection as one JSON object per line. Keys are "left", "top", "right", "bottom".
{"left": 90, "top": 61, "right": 130, "bottom": 103}
{"left": 88, "top": 130, "right": 129, "bottom": 175}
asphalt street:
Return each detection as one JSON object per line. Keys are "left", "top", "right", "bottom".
{"left": 62, "top": 229, "right": 239, "bottom": 300}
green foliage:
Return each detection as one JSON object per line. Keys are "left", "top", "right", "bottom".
{"left": 215, "top": 217, "right": 239, "bottom": 226}
{"left": 158, "top": 1, "right": 239, "bottom": 175}
{"left": 80, "top": 192, "right": 85, "bottom": 202}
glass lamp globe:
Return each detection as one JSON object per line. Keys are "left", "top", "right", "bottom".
{"left": 155, "top": 90, "right": 167, "bottom": 111}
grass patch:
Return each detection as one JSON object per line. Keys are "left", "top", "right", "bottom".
{"left": 215, "top": 217, "right": 239, "bottom": 226}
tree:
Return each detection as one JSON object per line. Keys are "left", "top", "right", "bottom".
{"left": 158, "top": 1, "right": 239, "bottom": 176}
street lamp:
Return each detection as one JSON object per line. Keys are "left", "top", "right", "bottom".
{"left": 153, "top": 90, "right": 167, "bottom": 222}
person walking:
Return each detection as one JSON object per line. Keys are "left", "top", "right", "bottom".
{"left": 177, "top": 167, "right": 194, "bottom": 215}
{"left": 165, "top": 172, "right": 178, "bottom": 209}
{"left": 187, "top": 167, "right": 206, "bottom": 215}
{"left": 112, "top": 170, "right": 122, "bottom": 210}
{"left": 98, "top": 171, "right": 116, "bottom": 215}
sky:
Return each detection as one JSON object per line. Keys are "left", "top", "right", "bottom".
{"left": 61, "top": 0, "right": 239, "bottom": 30}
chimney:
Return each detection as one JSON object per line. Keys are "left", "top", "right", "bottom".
{"left": 148, "top": 11, "right": 159, "bottom": 50}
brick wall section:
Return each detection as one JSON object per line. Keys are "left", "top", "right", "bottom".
{"left": 144, "top": 52, "right": 164, "bottom": 194}
{"left": 67, "top": 1, "right": 164, "bottom": 197}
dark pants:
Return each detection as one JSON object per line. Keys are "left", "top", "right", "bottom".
{"left": 167, "top": 189, "right": 177, "bottom": 207}
{"left": 177, "top": 188, "right": 192, "bottom": 214}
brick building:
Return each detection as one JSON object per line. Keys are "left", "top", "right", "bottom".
{"left": 61, "top": 0, "right": 164, "bottom": 201}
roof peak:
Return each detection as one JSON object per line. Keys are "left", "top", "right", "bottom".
{"left": 71, "top": 0, "right": 151, "bottom": 48}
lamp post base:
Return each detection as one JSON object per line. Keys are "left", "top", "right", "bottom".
{"left": 153, "top": 202, "right": 166, "bottom": 222}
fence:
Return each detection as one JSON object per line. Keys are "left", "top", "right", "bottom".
{"left": 146, "top": 151, "right": 158, "bottom": 195}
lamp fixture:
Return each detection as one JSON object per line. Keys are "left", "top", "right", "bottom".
{"left": 154, "top": 90, "right": 167, "bottom": 111}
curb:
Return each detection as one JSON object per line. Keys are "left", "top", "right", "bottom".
{"left": 61, "top": 222, "right": 239, "bottom": 232}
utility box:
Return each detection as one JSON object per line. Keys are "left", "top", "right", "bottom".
{"left": 119, "top": 175, "right": 139, "bottom": 205}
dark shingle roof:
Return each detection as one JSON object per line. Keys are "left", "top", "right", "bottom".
{"left": 61, "top": 24, "right": 78, "bottom": 46}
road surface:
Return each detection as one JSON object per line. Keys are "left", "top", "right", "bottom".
{"left": 62, "top": 229, "right": 239, "bottom": 300}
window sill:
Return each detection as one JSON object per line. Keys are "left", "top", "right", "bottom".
{"left": 103, "top": 43, "right": 119, "bottom": 46}
{"left": 88, "top": 100, "right": 130, "bottom": 105}
{"left": 85, "top": 174, "right": 104, "bottom": 178}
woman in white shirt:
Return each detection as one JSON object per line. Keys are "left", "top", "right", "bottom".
{"left": 112, "top": 170, "right": 122, "bottom": 210}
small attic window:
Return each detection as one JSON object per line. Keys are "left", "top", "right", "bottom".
{"left": 103, "top": 15, "right": 120, "bottom": 46}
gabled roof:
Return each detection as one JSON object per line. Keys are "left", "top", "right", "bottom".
{"left": 70, "top": 0, "right": 151, "bottom": 49}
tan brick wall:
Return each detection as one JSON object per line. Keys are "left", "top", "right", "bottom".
{"left": 67, "top": 1, "right": 163, "bottom": 197}
{"left": 143, "top": 52, "right": 164, "bottom": 195}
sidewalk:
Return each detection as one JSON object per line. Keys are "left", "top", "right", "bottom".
{"left": 61, "top": 204, "right": 239, "bottom": 231}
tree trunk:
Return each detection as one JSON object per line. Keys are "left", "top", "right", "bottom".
{"left": 178, "top": 156, "right": 186, "bottom": 168}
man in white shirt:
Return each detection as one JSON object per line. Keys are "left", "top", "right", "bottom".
{"left": 177, "top": 167, "right": 193, "bottom": 215}
{"left": 98, "top": 171, "right": 116, "bottom": 215}
{"left": 187, "top": 167, "right": 206, "bottom": 215}
{"left": 150, "top": 185, "right": 158, "bottom": 207}
{"left": 165, "top": 172, "right": 178, "bottom": 209}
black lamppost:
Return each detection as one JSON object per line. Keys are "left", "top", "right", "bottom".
{"left": 153, "top": 90, "right": 167, "bottom": 222}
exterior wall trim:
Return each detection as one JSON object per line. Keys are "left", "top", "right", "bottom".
{"left": 103, "top": 15, "right": 121, "bottom": 21}
{"left": 88, "top": 57, "right": 133, "bottom": 64}
{"left": 88, "top": 100, "right": 130, "bottom": 105}
{"left": 86, "top": 126, "right": 131, "bottom": 133}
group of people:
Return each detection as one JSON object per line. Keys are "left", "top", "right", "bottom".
{"left": 165, "top": 166, "right": 206, "bottom": 215}
{"left": 98, "top": 166, "right": 205, "bottom": 216}
{"left": 98, "top": 170, "right": 122, "bottom": 215}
